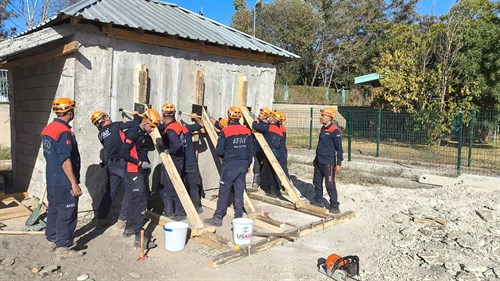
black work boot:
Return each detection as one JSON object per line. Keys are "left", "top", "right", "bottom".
{"left": 134, "top": 234, "right": 157, "bottom": 249}
{"left": 247, "top": 183, "right": 259, "bottom": 193}
{"left": 329, "top": 207, "right": 340, "bottom": 214}
{"left": 123, "top": 228, "right": 135, "bottom": 238}
{"left": 310, "top": 200, "right": 324, "bottom": 208}
{"left": 204, "top": 217, "right": 222, "bottom": 227}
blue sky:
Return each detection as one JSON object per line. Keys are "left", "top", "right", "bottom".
{"left": 175, "top": 0, "right": 457, "bottom": 25}
{"left": 6, "top": 0, "right": 458, "bottom": 32}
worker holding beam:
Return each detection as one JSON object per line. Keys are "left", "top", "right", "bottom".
{"left": 248, "top": 108, "right": 272, "bottom": 192}
{"left": 204, "top": 106, "right": 254, "bottom": 227}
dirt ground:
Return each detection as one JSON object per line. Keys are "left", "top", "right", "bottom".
{"left": 1, "top": 161, "right": 499, "bottom": 281}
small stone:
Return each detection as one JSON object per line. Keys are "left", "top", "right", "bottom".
{"left": 493, "top": 266, "right": 500, "bottom": 278}
{"left": 483, "top": 268, "right": 495, "bottom": 278}
{"left": 444, "top": 262, "right": 462, "bottom": 272}
{"left": 457, "top": 237, "right": 485, "bottom": 250}
{"left": 475, "top": 209, "right": 493, "bottom": 222}
{"left": 419, "top": 227, "right": 433, "bottom": 237}
{"left": 447, "top": 231, "right": 466, "bottom": 240}
{"left": 455, "top": 271, "right": 477, "bottom": 281}
{"left": 77, "top": 274, "right": 89, "bottom": 281}
{"left": 464, "top": 260, "right": 488, "bottom": 274}
{"left": 39, "top": 265, "right": 59, "bottom": 276}
{"left": 393, "top": 238, "right": 415, "bottom": 248}
{"left": 400, "top": 226, "right": 418, "bottom": 236}
{"left": 392, "top": 213, "right": 408, "bottom": 224}
{"left": 129, "top": 272, "right": 141, "bottom": 279}
{"left": 31, "top": 267, "right": 43, "bottom": 274}
{"left": 0, "top": 257, "right": 15, "bottom": 267}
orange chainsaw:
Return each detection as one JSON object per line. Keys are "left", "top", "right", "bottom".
{"left": 319, "top": 254, "right": 359, "bottom": 280}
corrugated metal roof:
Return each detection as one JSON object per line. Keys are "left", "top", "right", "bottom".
{"left": 17, "top": 0, "right": 299, "bottom": 60}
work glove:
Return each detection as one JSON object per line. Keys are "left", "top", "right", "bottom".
{"left": 141, "top": 161, "right": 151, "bottom": 170}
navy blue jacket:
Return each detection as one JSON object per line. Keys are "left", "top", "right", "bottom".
{"left": 159, "top": 120, "right": 185, "bottom": 170}
{"left": 315, "top": 123, "right": 343, "bottom": 165}
{"left": 182, "top": 123, "right": 202, "bottom": 167}
{"left": 279, "top": 124, "right": 288, "bottom": 159}
{"left": 252, "top": 120, "right": 283, "bottom": 158}
{"left": 120, "top": 126, "right": 149, "bottom": 173}
{"left": 98, "top": 115, "right": 141, "bottom": 159}
{"left": 217, "top": 122, "right": 253, "bottom": 167}
{"left": 41, "top": 118, "right": 81, "bottom": 187}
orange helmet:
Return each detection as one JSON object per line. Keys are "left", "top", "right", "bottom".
{"left": 219, "top": 118, "right": 229, "bottom": 129}
{"left": 141, "top": 109, "right": 160, "bottom": 128}
{"left": 320, "top": 107, "right": 336, "bottom": 119}
{"left": 162, "top": 103, "right": 176, "bottom": 116}
{"left": 273, "top": 111, "right": 286, "bottom": 123}
{"left": 52, "top": 98, "right": 76, "bottom": 114}
{"left": 259, "top": 108, "right": 272, "bottom": 116}
{"left": 227, "top": 106, "right": 242, "bottom": 120}
{"left": 90, "top": 111, "right": 109, "bottom": 126}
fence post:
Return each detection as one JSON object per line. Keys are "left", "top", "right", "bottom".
{"left": 284, "top": 84, "right": 289, "bottom": 103}
{"left": 308, "top": 107, "right": 313, "bottom": 150}
{"left": 376, "top": 109, "right": 381, "bottom": 157}
{"left": 348, "top": 111, "right": 352, "bottom": 162}
{"left": 457, "top": 112, "right": 463, "bottom": 175}
{"left": 467, "top": 109, "right": 476, "bottom": 167}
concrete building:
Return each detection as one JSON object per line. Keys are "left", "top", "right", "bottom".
{"left": 0, "top": 0, "right": 298, "bottom": 211}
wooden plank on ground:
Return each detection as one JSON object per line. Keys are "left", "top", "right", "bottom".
{"left": 201, "top": 198, "right": 283, "bottom": 233}
{"left": 193, "top": 232, "right": 232, "bottom": 252}
{"left": 145, "top": 210, "right": 215, "bottom": 238}
{"left": 0, "top": 199, "right": 32, "bottom": 220}
{"left": 208, "top": 211, "right": 355, "bottom": 268}
{"left": 247, "top": 192, "right": 329, "bottom": 217}
{"left": 0, "top": 192, "right": 29, "bottom": 201}
{"left": 239, "top": 106, "right": 301, "bottom": 203}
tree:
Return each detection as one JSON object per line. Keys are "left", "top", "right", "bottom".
{"left": 8, "top": 0, "right": 80, "bottom": 30}
{"left": 230, "top": 0, "right": 252, "bottom": 35}
{"left": 0, "top": 0, "right": 16, "bottom": 39}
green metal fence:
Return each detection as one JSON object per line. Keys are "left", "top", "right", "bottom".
{"left": 279, "top": 106, "right": 500, "bottom": 177}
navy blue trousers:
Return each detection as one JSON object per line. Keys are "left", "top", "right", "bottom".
{"left": 252, "top": 151, "right": 265, "bottom": 185}
{"left": 46, "top": 185, "right": 78, "bottom": 248}
{"left": 97, "top": 159, "right": 130, "bottom": 220}
{"left": 160, "top": 165, "right": 185, "bottom": 217}
{"left": 312, "top": 160, "right": 339, "bottom": 208}
{"left": 123, "top": 171, "right": 147, "bottom": 234}
{"left": 183, "top": 164, "right": 202, "bottom": 208}
{"left": 214, "top": 164, "right": 248, "bottom": 219}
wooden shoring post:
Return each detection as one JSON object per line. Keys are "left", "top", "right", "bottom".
{"left": 149, "top": 128, "right": 209, "bottom": 235}
{"left": 193, "top": 70, "right": 205, "bottom": 142}
{"left": 201, "top": 198, "right": 283, "bottom": 233}
{"left": 208, "top": 211, "right": 355, "bottom": 268}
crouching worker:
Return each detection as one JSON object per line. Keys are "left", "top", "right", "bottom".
{"left": 204, "top": 106, "right": 253, "bottom": 227}
{"left": 120, "top": 109, "right": 159, "bottom": 249}
{"left": 41, "top": 98, "right": 84, "bottom": 259}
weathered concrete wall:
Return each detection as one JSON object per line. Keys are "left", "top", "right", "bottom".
{"left": 67, "top": 25, "right": 277, "bottom": 211}
{"left": 0, "top": 104, "right": 10, "bottom": 148}
{"left": 12, "top": 54, "right": 76, "bottom": 204}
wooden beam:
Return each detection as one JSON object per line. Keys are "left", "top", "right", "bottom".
{"left": 237, "top": 76, "right": 248, "bottom": 107}
{"left": 208, "top": 211, "right": 355, "bottom": 268}
{"left": 195, "top": 70, "right": 205, "bottom": 105}
{"left": 0, "top": 192, "right": 29, "bottom": 201}
{"left": 1, "top": 41, "right": 80, "bottom": 69}
{"left": 136, "top": 64, "right": 148, "bottom": 104}
{"left": 0, "top": 199, "right": 32, "bottom": 220}
{"left": 193, "top": 232, "right": 232, "bottom": 252}
{"left": 201, "top": 198, "right": 283, "bottom": 233}
{"left": 248, "top": 193, "right": 329, "bottom": 217}
{"left": 239, "top": 106, "right": 301, "bottom": 204}
{"left": 70, "top": 16, "right": 83, "bottom": 26}
{"left": 0, "top": 230, "right": 44, "bottom": 235}
{"left": 145, "top": 210, "right": 215, "bottom": 238}
{"left": 0, "top": 24, "right": 76, "bottom": 59}
{"left": 149, "top": 128, "right": 206, "bottom": 231}
{"left": 102, "top": 26, "right": 278, "bottom": 64}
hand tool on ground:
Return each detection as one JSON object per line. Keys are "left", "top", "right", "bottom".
{"left": 136, "top": 229, "right": 148, "bottom": 262}
{"left": 25, "top": 186, "right": 47, "bottom": 226}
{"left": 319, "top": 254, "right": 359, "bottom": 280}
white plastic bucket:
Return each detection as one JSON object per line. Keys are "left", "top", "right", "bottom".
{"left": 163, "top": 222, "right": 188, "bottom": 251}
{"left": 232, "top": 218, "right": 254, "bottom": 245}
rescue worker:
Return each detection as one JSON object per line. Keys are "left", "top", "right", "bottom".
{"left": 204, "top": 106, "right": 253, "bottom": 227}
{"left": 209, "top": 116, "right": 229, "bottom": 131}
{"left": 311, "top": 107, "right": 343, "bottom": 214}
{"left": 120, "top": 109, "right": 159, "bottom": 249}
{"left": 90, "top": 111, "right": 141, "bottom": 229}
{"left": 252, "top": 110, "right": 283, "bottom": 198}
{"left": 181, "top": 112, "right": 204, "bottom": 214}
{"left": 158, "top": 103, "right": 186, "bottom": 221}
{"left": 247, "top": 108, "right": 272, "bottom": 192}
{"left": 41, "top": 97, "right": 83, "bottom": 259}
{"left": 275, "top": 111, "right": 289, "bottom": 177}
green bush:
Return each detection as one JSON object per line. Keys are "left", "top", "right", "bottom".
{"left": 0, "top": 147, "right": 11, "bottom": 160}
